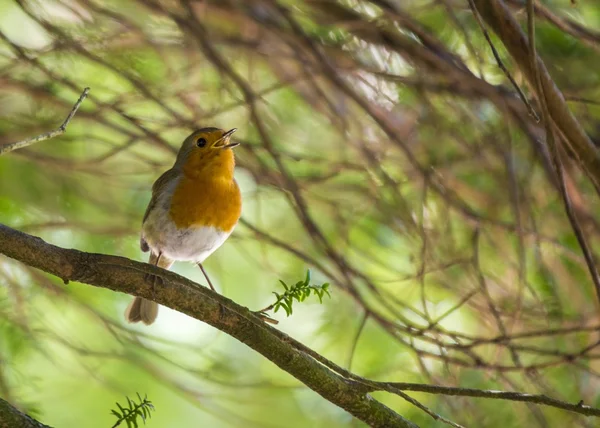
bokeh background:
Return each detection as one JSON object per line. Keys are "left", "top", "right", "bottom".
{"left": 2, "top": 0, "right": 600, "bottom": 426}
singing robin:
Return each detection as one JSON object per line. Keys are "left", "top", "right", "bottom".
{"left": 125, "top": 127, "right": 241, "bottom": 325}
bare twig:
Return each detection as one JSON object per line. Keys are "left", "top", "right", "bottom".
{"left": 0, "top": 87, "right": 90, "bottom": 155}
{"left": 377, "top": 382, "right": 600, "bottom": 417}
{"left": 395, "top": 389, "right": 466, "bottom": 428}
{"left": 466, "top": 0, "right": 539, "bottom": 121}
{"left": 346, "top": 310, "right": 368, "bottom": 370}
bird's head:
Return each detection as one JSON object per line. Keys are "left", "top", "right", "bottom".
{"left": 175, "top": 128, "right": 239, "bottom": 178}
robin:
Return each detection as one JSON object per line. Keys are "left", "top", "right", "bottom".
{"left": 125, "top": 127, "right": 241, "bottom": 325}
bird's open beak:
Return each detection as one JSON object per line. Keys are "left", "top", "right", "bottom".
{"left": 215, "top": 128, "right": 239, "bottom": 149}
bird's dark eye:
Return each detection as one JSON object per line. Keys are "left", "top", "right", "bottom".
{"left": 196, "top": 137, "right": 207, "bottom": 147}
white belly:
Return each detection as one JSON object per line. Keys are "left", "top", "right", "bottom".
{"left": 149, "top": 223, "right": 230, "bottom": 262}
{"left": 141, "top": 180, "right": 233, "bottom": 262}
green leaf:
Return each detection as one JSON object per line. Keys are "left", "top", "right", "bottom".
{"left": 316, "top": 292, "right": 323, "bottom": 303}
{"left": 282, "top": 300, "right": 292, "bottom": 316}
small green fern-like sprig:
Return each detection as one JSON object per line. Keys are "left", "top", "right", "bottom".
{"left": 259, "top": 270, "right": 330, "bottom": 317}
{"left": 110, "top": 393, "right": 155, "bottom": 428}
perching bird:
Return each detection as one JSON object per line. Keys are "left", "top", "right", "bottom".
{"left": 125, "top": 127, "right": 241, "bottom": 325}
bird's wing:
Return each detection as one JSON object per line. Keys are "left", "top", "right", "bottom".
{"left": 143, "top": 168, "right": 179, "bottom": 224}
{"left": 140, "top": 168, "right": 179, "bottom": 252}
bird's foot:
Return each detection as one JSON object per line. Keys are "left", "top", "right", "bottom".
{"left": 144, "top": 273, "right": 163, "bottom": 298}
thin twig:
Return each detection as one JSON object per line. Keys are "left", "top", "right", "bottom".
{"left": 564, "top": 96, "right": 600, "bottom": 106}
{"left": 378, "top": 382, "right": 600, "bottom": 417}
{"left": 347, "top": 310, "right": 368, "bottom": 370}
{"left": 396, "top": 389, "right": 466, "bottom": 428}
{"left": 466, "top": 0, "right": 539, "bottom": 121}
{"left": 0, "top": 87, "right": 90, "bottom": 155}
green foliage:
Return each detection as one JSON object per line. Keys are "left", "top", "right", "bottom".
{"left": 110, "top": 394, "right": 155, "bottom": 428}
{"left": 270, "top": 270, "right": 331, "bottom": 316}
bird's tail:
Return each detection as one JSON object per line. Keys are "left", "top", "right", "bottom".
{"left": 124, "top": 252, "right": 173, "bottom": 325}
{"left": 125, "top": 297, "right": 159, "bottom": 325}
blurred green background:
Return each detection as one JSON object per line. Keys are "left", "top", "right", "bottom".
{"left": 2, "top": 0, "right": 600, "bottom": 427}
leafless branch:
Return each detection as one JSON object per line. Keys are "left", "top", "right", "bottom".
{"left": 0, "top": 87, "right": 90, "bottom": 155}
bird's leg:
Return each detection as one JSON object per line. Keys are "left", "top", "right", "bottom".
{"left": 197, "top": 263, "right": 226, "bottom": 320}
{"left": 197, "top": 263, "right": 216, "bottom": 291}
{"left": 145, "top": 252, "right": 164, "bottom": 296}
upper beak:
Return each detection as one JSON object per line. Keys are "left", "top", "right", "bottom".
{"left": 216, "top": 128, "right": 239, "bottom": 149}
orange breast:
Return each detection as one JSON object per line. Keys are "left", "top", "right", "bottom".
{"left": 169, "top": 176, "right": 242, "bottom": 232}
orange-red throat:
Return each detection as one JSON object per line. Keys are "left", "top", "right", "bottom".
{"left": 182, "top": 146, "right": 236, "bottom": 181}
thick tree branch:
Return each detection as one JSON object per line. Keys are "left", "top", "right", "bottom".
{"left": 3, "top": 224, "right": 600, "bottom": 425}
{"left": 0, "top": 224, "right": 417, "bottom": 428}
{"left": 0, "top": 398, "right": 51, "bottom": 428}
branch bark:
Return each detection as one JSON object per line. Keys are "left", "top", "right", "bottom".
{"left": 0, "top": 224, "right": 417, "bottom": 428}
{"left": 0, "top": 398, "right": 51, "bottom": 428}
